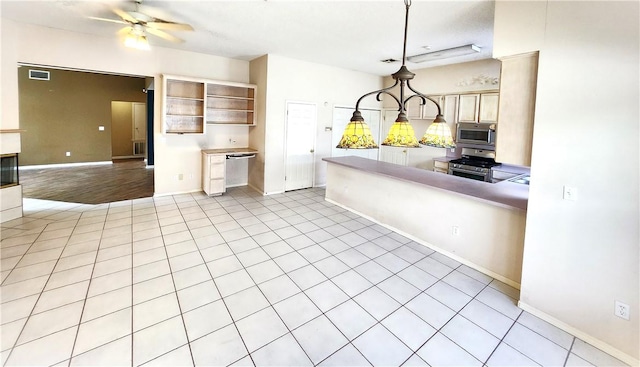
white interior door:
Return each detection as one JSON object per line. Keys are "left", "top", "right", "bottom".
{"left": 285, "top": 102, "right": 316, "bottom": 191}
{"left": 331, "top": 107, "right": 381, "bottom": 160}
{"left": 132, "top": 102, "right": 146, "bottom": 156}
{"left": 379, "top": 110, "right": 408, "bottom": 165}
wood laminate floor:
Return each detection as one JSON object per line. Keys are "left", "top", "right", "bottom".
{"left": 19, "top": 159, "right": 154, "bottom": 204}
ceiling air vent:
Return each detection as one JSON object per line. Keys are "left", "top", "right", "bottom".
{"left": 29, "top": 70, "right": 50, "bottom": 81}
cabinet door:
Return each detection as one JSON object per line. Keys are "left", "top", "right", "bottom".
{"left": 495, "top": 52, "right": 539, "bottom": 166}
{"left": 405, "top": 98, "right": 422, "bottom": 120}
{"left": 422, "top": 95, "right": 443, "bottom": 120}
{"left": 457, "top": 94, "right": 480, "bottom": 122}
{"left": 479, "top": 93, "right": 499, "bottom": 123}
{"left": 443, "top": 95, "right": 459, "bottom": 140}
{"left": 210, "top": 179, "right": 225, "bottom": 195}
{"left": 379, "top": 146, "right": 408, "bottom": 166}
{"left": 210, "top": 163, "right": 225, "bottom": 179}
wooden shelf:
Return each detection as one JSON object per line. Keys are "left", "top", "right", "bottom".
{"left": 162, "top": 75, "right": 258, "bottom": 133}
{"left": 163, "top": 76, "right": 206, "bottom": 134}
{"left": 206, "top": 82, "right": 257, "bottom": 126}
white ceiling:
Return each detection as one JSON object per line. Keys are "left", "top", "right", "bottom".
{"left": 1, "top": 0, "right": 495, "bottom": 76}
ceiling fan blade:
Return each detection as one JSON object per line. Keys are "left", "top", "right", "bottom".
{"left": 146, "top": 22, "right": 194, "bottom": 31}
{"left": 88, "top": 16, "right": 128, "bottom": 25}
{"left": 112, "top": 8, "right": 138, "bottom": 23}
{"left": 117, "top": 26, "right": 133, "bottom": 36}
{"left": 146, "top": 28, "right": 183, "bottom": 43}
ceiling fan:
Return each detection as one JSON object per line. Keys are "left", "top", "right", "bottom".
{"left": 89, "top": 1, "right": 193, "bottom": 49}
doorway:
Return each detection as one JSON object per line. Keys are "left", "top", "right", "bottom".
{"left": 111, "top": 101, "right": 147, "bottom": 160}
{"left": 17, "top": 65, "right": 154, "bottom": 204}
{"left": 284, "top": 101, "right": 317, "bottom": 192}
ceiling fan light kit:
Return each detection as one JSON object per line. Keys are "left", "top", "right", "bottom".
{"left": 407, "top": 44, "right": 481, "bottom": 63}
{"left": 90, "top": 1, "right": 193, "bottom": 50}
{"left": 124, "top": 32, "right": 150, "bottom": 50}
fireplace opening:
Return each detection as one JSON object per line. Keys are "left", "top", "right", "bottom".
{"left": 1, "top": 154, "right": 19, "bottom": 188}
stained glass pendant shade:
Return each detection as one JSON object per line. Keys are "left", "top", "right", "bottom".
{"left": 382, "top": 113, "right": 420, "bottom": 147}
{"left": 336, "top": 111, "right": 378, "bottom": 149}
{"left": 419, "top": 115, "right": 455, "bottom": 148}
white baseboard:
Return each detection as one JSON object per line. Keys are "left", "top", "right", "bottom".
{"left": 518, "top": 302, "right": 639, "bottom": 366}
{"left": 21, "top": 161, "right": 112, "bottom": 170}
{"left": 152, "top": 189, "right": 202, "bottom": 198}
{"left": 112, "top": 155, "right": 143, "bottom": 160}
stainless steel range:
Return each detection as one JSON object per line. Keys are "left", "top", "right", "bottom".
{"left": 448, "top": 148, "right": 501, "bottom": 182}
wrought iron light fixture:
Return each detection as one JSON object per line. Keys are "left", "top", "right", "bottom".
{"left": 336, "top": 0, "right": 455, "bottom": 149}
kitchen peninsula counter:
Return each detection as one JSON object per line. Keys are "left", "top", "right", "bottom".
{"left": 323, "top": 156, "right": 527, "bottom": 287}
{"left": 323, "top": 156, "right": 528, "bottom": 211}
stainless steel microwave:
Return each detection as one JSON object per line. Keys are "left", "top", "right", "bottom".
{"left": 456, "top": 123, "right": 496, "bottom": 146}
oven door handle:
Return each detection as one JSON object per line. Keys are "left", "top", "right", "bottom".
{"left": 449, "top": 167, "right": 485, "bottom": 175}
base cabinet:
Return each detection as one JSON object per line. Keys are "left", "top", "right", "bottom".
{"left": 202, "top": 153, "right": 226, "bottom": 196}
{"left": 433, "top": 160, "right": 449, "bottom": 174}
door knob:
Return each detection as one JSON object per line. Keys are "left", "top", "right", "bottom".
{"left": 310, "top": 149, "right": 315, "bottom": 153}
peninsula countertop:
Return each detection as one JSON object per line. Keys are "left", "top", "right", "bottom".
{"left": 323, "top": 156, "right": 528, "bottom": 210}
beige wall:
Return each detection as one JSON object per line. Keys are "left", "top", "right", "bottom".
{"left": 384, "top": 58, "right": 502, "bottom": 103}
{"left": 250, "top": 54, "right": 382, "bottom": 194}
{"left": 248, "top": 55, "right": 268, "bottom": 194}
{"left": 495, "top": 1, "right": 639, "bottom": 363}
{"left": 17, "top": 67, "right": 145, "bottom": 165}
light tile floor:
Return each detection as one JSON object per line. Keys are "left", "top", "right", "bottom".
{"left": 0, "top": 187, "right": 628, "bottom": 367}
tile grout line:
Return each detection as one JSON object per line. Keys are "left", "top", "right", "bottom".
{"left": 2, "top": 210, "right": 84, "bottom": 367}
{"left": 173, "top": 193, "right": 256, "bottom": 367}
{"left": 65, "top": 202, "right": 121, "bottom": 367}
{"left": 130, "top": 196, "right": 197, "bottom": 366}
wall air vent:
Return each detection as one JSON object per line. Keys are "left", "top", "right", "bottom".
{"left": 29, "top": 70, "right": 50, "bottom": 81}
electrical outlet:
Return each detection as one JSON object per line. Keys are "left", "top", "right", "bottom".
{"left": 452, "top": 226, "right": 460, "bottom": 236}
{"left": 65, "top": 151, "right": 71, "bottom": 157}
{"left": 614, "top": 301, "right": 630, "bottom": 320}
{"left": 563, "top": 186, "right": 578, "bottom": 201}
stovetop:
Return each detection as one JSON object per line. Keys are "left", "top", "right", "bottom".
{"left": 450, "top": 155, "right": 501, "bottom": 169}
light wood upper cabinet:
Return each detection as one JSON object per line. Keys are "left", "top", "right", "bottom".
{"left": 405, "top": 98, "right": 422, "bottom": 120}
{"left": 458, "top": 94, "right": 481, "bottom": 122}
{"left": 422, "top": 95, "right": 444, "bottom": 120}
{"left": 495, "top": 52, "right": 539, "bottom": 166}
{"left": 458, "top": 93, "right": 499, "bottom": 123}
{"left": 479, "top": 93, "right": 499, "bottom": 122}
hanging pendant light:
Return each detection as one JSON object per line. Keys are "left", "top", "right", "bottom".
{"left": 382, "top": 112, "right": 420, "bottom": 147}
{"left": 338, "top": 0, "right": 455, "bottom": 150}
{"left": 336, "top": 111, "right": 378, "bottom": 149}
{"left": 419, "top": 114, "right": 455, "bottom": 148}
